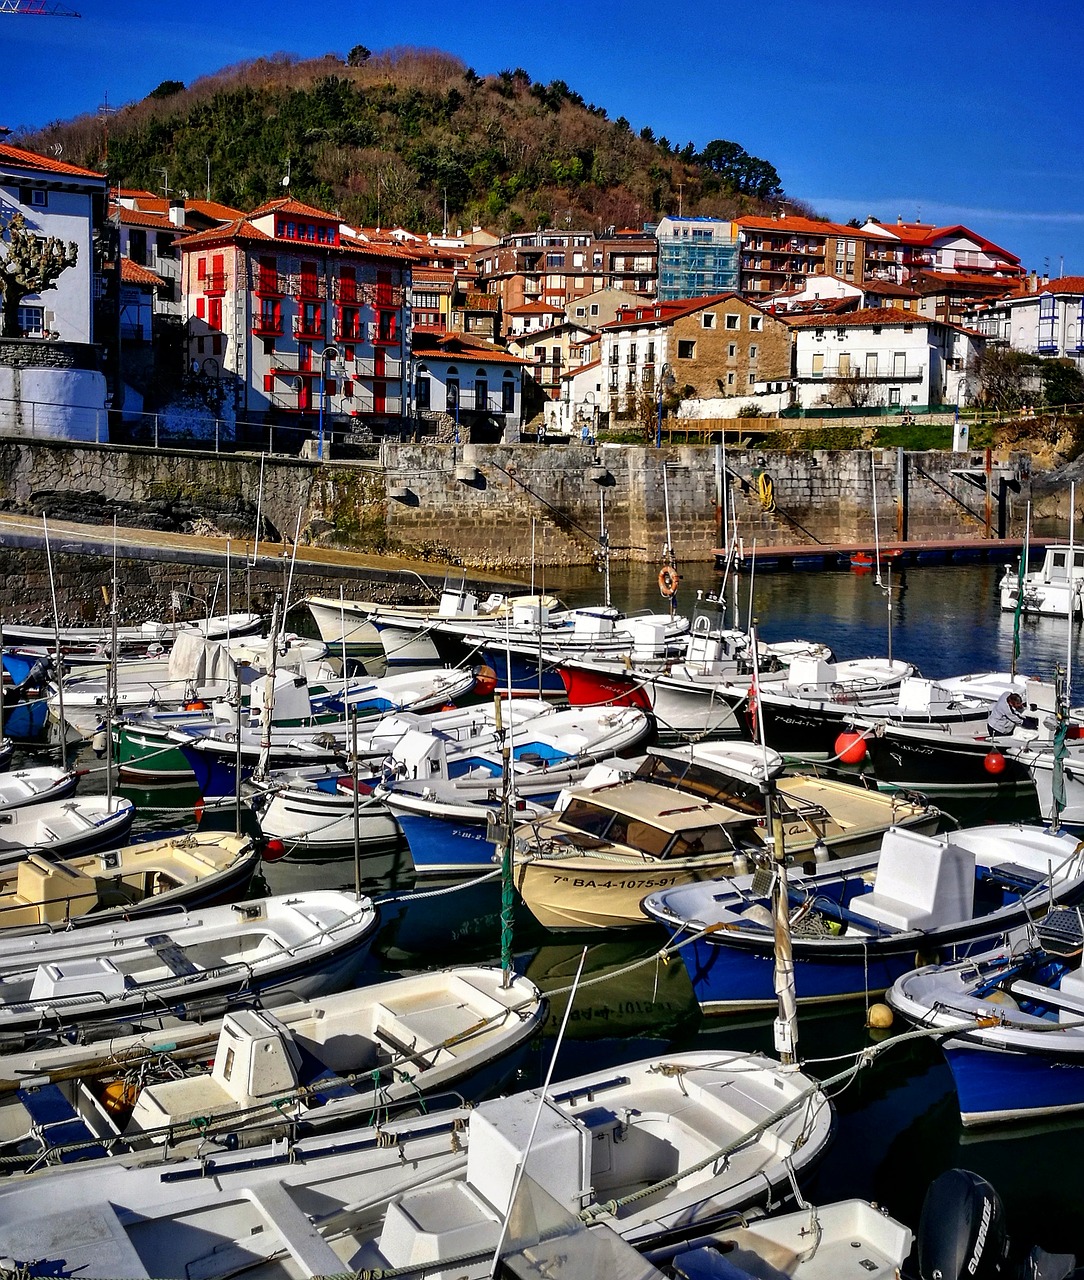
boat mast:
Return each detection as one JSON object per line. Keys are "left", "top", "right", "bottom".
{"left": 1052, "top": 483, "right": 1077, "bottom": 832}
{"left": 499, "top": 612, "right": 517, "bottom": 988}
{"left": 106, "top": 516, "right": 117, "bottom": 814}
{"left": 255, "top": 594, "right": 282, "bottom": 782}
{"left": 871, "top": 450, "right": 883, "bottom": 588}
{"left": 41, "top": 514, "right": 67, "bottom": 772}
{"left": 1011, "top": 503, "right": 1031, "bottom": 680}
{"left": 662, "top": 463, "right": 676, "bottom": 618}
{"left": 752, "top": 624, "right": 798, "bottom": 1065}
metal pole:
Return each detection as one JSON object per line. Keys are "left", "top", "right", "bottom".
{"left": 352, "top": 707, "right": 362, "bottom": 899}
{"left": 42, "top": 514, "right": 66, "bottom": 771}
{"left": 318, "top": 355, "right": 325, "bottom": 461}
{"left": 871, "top": 449, "right": 882, "bottom": 588}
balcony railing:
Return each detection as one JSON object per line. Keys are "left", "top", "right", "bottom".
{"left": 808, "top": 364, "right": 924, "bottom": 381}
{"left": 354, "top": 357, "right": 402, "bottom": 379}
{"left": 334, "top": 322, "right": 365, "bottom": 343}
{"left": 293, "top": 315, "right": 327, "bottom": 339}
{"left": 252, "top": 315, "right": 284, "bottom": 337}
{"left": 203, "top": 272, "right": 226, "bottom": 293}
{"left": 254, "top": 273, "right": 287, "bottom": 296}
{"left": 295, "top": 276, "right": 328, "bottom": 300}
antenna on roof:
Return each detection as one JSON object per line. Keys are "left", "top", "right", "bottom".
{"left": 48, "top": 143, "right": 62, "bottom": 157}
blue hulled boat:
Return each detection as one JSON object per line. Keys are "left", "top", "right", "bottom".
{"left": 644, "top": 823, "right": 1084, "bottom": 1012}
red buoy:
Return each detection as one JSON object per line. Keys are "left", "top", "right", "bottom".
{"left": 834, "top": 731, "right": 867, "bottom": 764}
{"left": 261, "top": 837, "right": 288, "bottom": 862}
{"left": 984, "top": 750, "right": 1007, "bottom": 775}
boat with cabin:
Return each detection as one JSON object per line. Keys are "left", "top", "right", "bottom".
{"left": 999, "top": 544, "right": 1084, "bottom": 618}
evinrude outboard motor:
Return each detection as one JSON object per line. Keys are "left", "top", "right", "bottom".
{"left": 917, "top": 1169, "right": 1077, "bottom": 1280}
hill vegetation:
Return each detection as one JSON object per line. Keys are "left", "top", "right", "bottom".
{"left": 17, "top": 46, "right": 802, "bottom": 233}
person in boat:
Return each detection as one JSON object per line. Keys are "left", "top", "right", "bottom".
{"left": 987, "top": 689, "right": 1026, "bottom": 737}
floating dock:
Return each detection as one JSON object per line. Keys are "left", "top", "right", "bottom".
{"left": 714, "top": 537, "right": 1043, "bottom": 573}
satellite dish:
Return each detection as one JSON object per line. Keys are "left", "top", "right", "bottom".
{"left": 282, "top": 175, "right": 291, "bottom": 187}
{"left": 179, "top": 188, "right": 190, "bottom": 199}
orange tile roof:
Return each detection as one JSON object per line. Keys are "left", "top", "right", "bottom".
{"left": 913, "top": 271, "right": 1018, "bottom": 294}
{"left": 461, "top": 291, "right": 499, "bottom": 311}
{"left": 178, "top": 217, "right": 414, "bottom": 261}
{"left": 788, "top": 306, "right": 938, "bottom": 329}
{"left": 0, "top": 141, "right": 105, "bottom": 181}
{"left": 185, "top": 198, "right": 245, "bottom": 222}
{"left": 890, "top": 221, "right": 1022, "bottom": 265}
{"left": 120, "top": 258, "right": 165, "bottom": 286}
{"left": 862, "top": 280, "right": 919, "bottom": 297}
{"left": 737, "top": 214, "right": 851, "bottom": 237}
{"left": 506, "top": 301, "right": 564, "bottom": 315}
{"left": 605, "top": 293, "right": 756, "bottom": 330}
{"left": 248, "top": 197, "right": 339, "bottom": 221}
{"left": 112, "top": 205, "right": 179, "bottom": 230}
{"left": 411, "top": 333, "right": 527, "bottom": 365}
{"left": 1034, "top": 276, "right": 1084, "bottom": 296}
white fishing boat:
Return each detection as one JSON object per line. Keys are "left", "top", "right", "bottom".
{"left": 0, "top": 1049, "right": 832, "bottom": 1273}
{"left": 0, "top": 889, "right": 378, "bottom": 1050}
{"left": 0, "top": 965, "right": 545, "bottom": 1169}
{"left": 0, "top": 765, "right": 79, "bottom": 811}
{"left": 0, "top": 794, "right": 134, "bottom": 863}
{"left": 0, "top": 830, "right": 258, "bottom": 934}
{"left": 2, "top": 611, "right": 263, "bottom": 655}
{"left": 998, "top": 544, "right": 1084, "bottom": 618}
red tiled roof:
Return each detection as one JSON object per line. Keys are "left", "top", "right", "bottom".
{"left": 890, "top": 221, "right": 1022, "bottom": 266}
{"left": 737, "top": 214, "right": 852, "bottom": 237}
{"left": 862, "top": 280, "right": 919, "bottom": 298}
{"left": 112, "top": 205, "right": 178, "bottom": 230}
{"left": 787, "top": 306, "right": 936, "bottom": 329}
{"left": 178, "top": 217, "right": 414, "bottom": 261}
{"left": 605, "top": 293, "right": 756, "bottom": 330}
{"left": 1035, "top": 276, "right": 1084, "bottom": 296}
{"left": 912, "top": 271, "right": 1018, "bottom": 295}
{"left": 506, "top": 301, "right": 564, "bottom": 315}
{"left": 461, "top": 291, "right": 499, "bottom": 311}
{"left": 411, "top": 333, "right": 527, "bottom": 366}
{"left": 185, "top": 199, "right": 245, "bottom": 222}
{"left": 248, "top": 197, "right": 338, "bottom": 221}
{"left": 0, "top": 141, "right": 105, "bottom": 181}
{"left": 120, "top": 258, "right": 164, "bottom": 286}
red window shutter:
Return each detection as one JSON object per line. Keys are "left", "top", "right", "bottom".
{"left": 343, "top": 380, "right": 353, "bottom": 398}
{"left": 263, "top": 374, "right": 274, "bottom": 392}
{"left": 196, "top": 298, "right": 206, "bottom": 319}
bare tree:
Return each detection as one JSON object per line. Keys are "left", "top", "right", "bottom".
{"left": 827, "top": 369, "right": 877, "bottom": 408}
{"left": 0, "top": 213, "right": 78, "bottom": 338}
{"left": 967, "top": 347, "right": 1034, "bottom": 412}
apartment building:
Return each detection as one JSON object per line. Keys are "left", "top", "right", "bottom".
{"left": 737, "top": 213, "right": 861, "bottom": 298}
{"left": 178, "top": 197, "right": 413, "bottom": 429}
{"left": 653, "top": 216, "right": 740, "bottom": 300}
{"left": 970, "top": 277, "right": 1084, "bottom": 368}
{"left": 474, "top": 229, "right": 656, "bottom": 313}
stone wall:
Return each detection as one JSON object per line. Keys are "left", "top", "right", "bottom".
{"left": 0, "top": 436, "right": 1038, "bottom": 575}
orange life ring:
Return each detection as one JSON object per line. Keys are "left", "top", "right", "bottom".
{"left": 658, "top": 566, "right": 680, "bottom": 598}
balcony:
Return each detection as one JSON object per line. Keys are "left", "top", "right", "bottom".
{"left": 252, "top": 314, "right": 284, "bottom": 337}
{"left": 355, "top": 357, "right": 402, "bottom": 379}
{"left": 334, "top": 321, "right": 365, "bottom": 343}
{"left": 373, "top": 329, "right": 400, "bottom": 347}
{"left": 808, "top": 364, "right": 924, "bottom": 381}
{"left": 203, "top": 272, "right": 226, "bottom": 294}
{"left": 254, "top": 272, "right": 287, "bottom": 297}
{"left": 295, "top": 276, "right": 328, "bottom": 301}
{"left": 293, "top": 315, "right": 327, "bottom": 340}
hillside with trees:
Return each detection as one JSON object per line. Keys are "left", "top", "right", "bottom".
{"left": 15, "top": 46, "right": 800, "bottom": 232}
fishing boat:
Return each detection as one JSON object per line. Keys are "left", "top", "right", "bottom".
{"left": 998, "top": 544, "right": 1084, "bottom": 618}
{"left": 558, "top": 598, "right": 832, "bottom": 743}
{"left": 114, "top": 664, "right": 477, "bottom": 785}
{"left": 0, "top": 794, "right": 135, "bottom": 863}
{"left": 0, "top": 651, "right": 52, "bottom": 741}
{"left": 509, "top": 1197, "right": 913, "bottom": 1280}
{"left": 0, "top": 890, "right": 378, "bottom": 1051}
{"left": 512, "top": 742, "right": 939, "bottom": 930}
{"left": 0, "top": 965, "right": 544, "bottom": 1169}
{"left": 1, "top": 611, "right": 264, "bottom": 657}
{"left": 375, "top": 704, "right": 653, "bottom": 877}
{"left": 0, "top": 830, "right": 258, "bottom": 934}
{"left": 0, "top": 1049, "right": 832, "bottom": 1273}
{"left": 0, "top": 765, "right": 80, "bottom": 811}
{"left": 644, "top": 823, "right": 1084, "bottom": 1011}
{"left": 887, "top": 912, "right": 1084, "bottom": 1126}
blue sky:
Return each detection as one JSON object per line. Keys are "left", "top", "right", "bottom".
{"left": 2, "top": 0, "right": 1082, "bottom": 276}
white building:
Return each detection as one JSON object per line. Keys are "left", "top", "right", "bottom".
{"left": 971, "top": 277, "right": 1084, "bottom": 369}
{"left": 0, "top": 141, "right": 107, "bottom": 343}
{"left": 411, "top": 332, "right": 526, "bottom": 439}
{"left": 790, "top": 308, "right": 983, "bottom": 410}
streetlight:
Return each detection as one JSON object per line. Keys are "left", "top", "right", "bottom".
{"left": 318, "top": 345, "right": 343, "bottom": 461}
{"left": 656, "top": 362, "right": 676, "bottom": 448}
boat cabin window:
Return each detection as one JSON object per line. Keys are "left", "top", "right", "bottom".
{"left": 634, "top": 756, "right": 763, "bottom": 814}
{"left": 559, "top": 800, "right": 673, "bottom": 856}
{"left": 664, "top": 823, "right": 763, "bottom": 860}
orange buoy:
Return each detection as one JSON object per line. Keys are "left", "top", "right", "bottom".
{"left": 100, "top": 1078, "right": 138, "bottom": 1116}
{"left": 473, "top": 664, "right": 498, "bottom": 696}
{"left": 984, "top": 749, "right": 1007, "bottom": 775}
{"left": 834, "top": 731, "right": 867, "bottom": 764}
{"left": 184, "top": 700, "right": 208, "bottom": 711}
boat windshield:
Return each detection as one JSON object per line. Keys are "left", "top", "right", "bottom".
{"left": 559, "top": 799, "right": 764, "bottom": 859}
{"left": 634, "top": 756, "right": 763, "bottom": 814}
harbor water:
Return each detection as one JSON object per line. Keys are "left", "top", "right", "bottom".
{"left": 61, "top": 559, "right": 1084, "bottom": 1265}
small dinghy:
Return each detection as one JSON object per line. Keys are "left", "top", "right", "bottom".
{"left": 0, "top": 889, "right": 378, "bottom": 1051}
{"left": 645, "top": 823, "right": 1084, "bottom": 1011}
{"left": 0, "top": 766, "right": 79, "bottom": 812}
{"left": 0, "top": 1049, "right": 831, "bottom": 1274}
{"left": 0, "top": 831, "right": 258, "bottom": 935}
{"left": 888, "top": 901, "right": 1084, "bottom": 1126}
{"left": 0, "top": 966, "right": 544, "bottom": 1168}
{"left": 0, "top": 795, "right": 134, "bottom": 864}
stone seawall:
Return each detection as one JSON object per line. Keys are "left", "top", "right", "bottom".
{"left": 0, "top": 437, "right": 1037, "bottom": 573}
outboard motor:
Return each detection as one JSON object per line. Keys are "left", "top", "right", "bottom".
{"left": 917, "top": 1169, "right": 1009, "bottom": 1280}
{"left": 917, "top": 1169, "right": 1077, "bottom": 1280}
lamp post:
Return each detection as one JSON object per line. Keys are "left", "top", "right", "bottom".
{"left": 656, "top": 362, "right": 675, "bottom": 449}
{"left": 318, "top": 344, "right": 342, "bottom": 461}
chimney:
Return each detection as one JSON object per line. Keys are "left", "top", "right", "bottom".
{"left": 897, "top": 214, "right": 903, "bottom": 225}
{"left": 169, "top": 200, "right": 186, "bottom": 229}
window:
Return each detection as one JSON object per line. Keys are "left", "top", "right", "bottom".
{"left": 590, "top": 303, "right": 599, "bottom": 316}
{"left": 128, "top": 229, "right": 147, "bottom": 266}
{"left": 748, "top": 344, "right": 758, "bottom": 360}
{"left": 413, "top": 291, "right": 441, "bottom": 310}
{"left": 727, "top": 343, "right": 737, "bottom": 358}
{"left": 575, "top": 306, "right": 586, "bottom": 317}
{"left": 889, "top": 386, "right": 901, "bottom": 405}
{"left": 30, "top": 188, "right": 47, "bottom": 209}
{"left": 475, "top": 373, "right": 489, "bottom": 410}
{"left": 748, "top": 373, "right": 756, "bottom": 385}
{"left": 377, "top": 311, "right": 397, "bottom": 342}
{"left": 416, "top": 370, "right": 430, "bottom": 408}
{"left": 725, "top": 314, "right": 740, "bottom": 330}
{"left": 502, "top": 376, "right": 516, "bottom": 412}
{"left": 749, "top": 316, "right": 762, "bottom": 331}
{"left": 546, "top": 253, "right": 564, "bottom": 268}
{"left": 701, "top": 312, "right": 716, "bottom": 329}
{"left": 16, "top": 305, "right": 43, "bottom": 337}
{"left": 195, "top": 297, "right": 206, "bottom": 320}
{"left": 677, "top": 339, "right": 696, "bottom": 359}
{"left": 865, "top": 353, "right": 878, "bottom": 376}
{"left": 447, "top": 378, "right": 460, "bottom": 410}
{"left": 811, "top": 354, "right": 824, "bottom": 377}
{"left": 726, "top": 372, "right": 735, "bottom": 385}
{"left": 208, "top": 298, "right": 222, "bottom": 330}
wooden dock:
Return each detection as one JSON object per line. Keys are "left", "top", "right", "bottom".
{"left": 714, "top": 536, "right": 1042, "bottom": 572}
